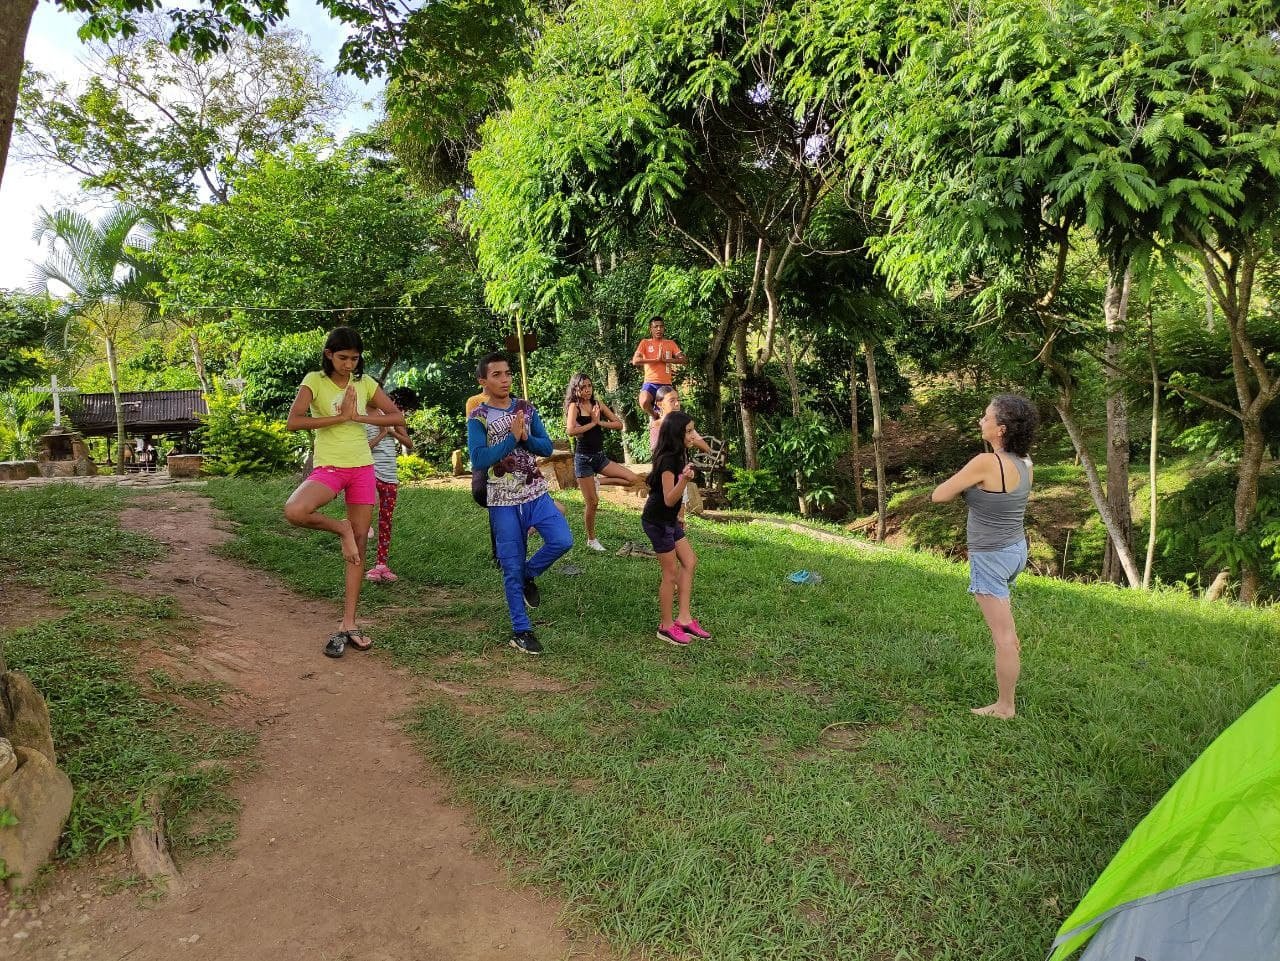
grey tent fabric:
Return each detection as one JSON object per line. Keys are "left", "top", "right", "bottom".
{"left": 1076, "top": 866, "right": 1280, "bottom": 961}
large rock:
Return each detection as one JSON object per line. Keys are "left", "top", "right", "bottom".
{"left": 166, "top": 454, "right": 204, "bottom": 479}
{"left": 538, "top": 452, "right": 577, "bottom": 491}
{"left": 0, "top": 747, "right": 73, "bottom": 891}
{"left": 0, "top": 461, "right": 39, "bottom": 482}
{"left": 0, "top": 672, "right": 57, "bottom": 766}
{"left": 0, "top": 739, "right": 15, "bottom": 780}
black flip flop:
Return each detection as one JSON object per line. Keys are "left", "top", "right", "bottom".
{"left": 324, "top": 631, "right": 348, "bottom": 658}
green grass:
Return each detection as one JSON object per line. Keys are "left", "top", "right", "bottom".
{"left": 205, "top": 475, "right": 1280, "bottom": 961}
{"left": 0, "top": 484, "right": 253, "bottom": 866}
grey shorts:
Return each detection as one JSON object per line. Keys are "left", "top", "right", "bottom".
{"left": 968, "top": 540, "right": 1027, "bottom": 599}
{"left": 574, "top": 451, "right": 610, "bottom": 478}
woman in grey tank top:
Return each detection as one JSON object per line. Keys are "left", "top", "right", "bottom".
{"left": 931, "top": 395, "right": 1038, "bottom": 719}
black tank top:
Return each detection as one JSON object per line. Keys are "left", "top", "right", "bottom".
{"left": 574, "top": 407, "right": 604, "bottom": 454}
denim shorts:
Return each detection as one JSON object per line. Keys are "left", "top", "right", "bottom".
{"left": 574, "top": 451, "right": 611, "bottom": 478}
{"left": 968, "top": 539, "right": 1027, "bottom": 598}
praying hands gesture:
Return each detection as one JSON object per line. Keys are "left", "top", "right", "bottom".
{"left": 338, "top": 385, "right": 358, "bottom": 420}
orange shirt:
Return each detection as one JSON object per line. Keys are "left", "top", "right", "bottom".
{"left": 636, "top": 338, "right": 681, "bottom": 385}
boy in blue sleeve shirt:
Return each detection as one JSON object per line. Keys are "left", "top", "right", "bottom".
{"left": 467, "top": 352, "right": 573, "bottom": 654}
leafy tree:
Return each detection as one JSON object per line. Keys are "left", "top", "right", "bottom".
{"left": 0, "top": 290, "right": 55, "bottom": 389}
{"left": 784, "top": 0, "right": 1280, "bottom": 592}
{"left": 467, "top": 0, "right": 853, "bottom": 469}
{"left": 1, "top": 0, "right": 294, "bottom": 189}
{"left": 30, "top": 205, "right": 159, "bottom": 473}
{"left": 156, "top": 140, "right": 484, "bottom": 377}
{"left": 379, "top": 0, "right": 559, "bottom": 188}
{"left": 17, "top": 18, "right": 345, "bottom": 214}
{"left": 238, "top": 328, "right": 325, "bottom": 417}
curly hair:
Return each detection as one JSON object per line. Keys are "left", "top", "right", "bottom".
{"left": 990, "top": 394, "right": 1038, "bottom": 457}
{"left": 564, "top": 372, "right": 594, "bottom": 413}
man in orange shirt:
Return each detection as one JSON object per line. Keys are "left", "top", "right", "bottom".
{"left": 631, "top": 316, "right": 686, "bottom": 420}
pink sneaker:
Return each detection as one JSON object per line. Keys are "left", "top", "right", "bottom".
{"left": 657, "top": 624, "right": 691, "bottom": 646}
{"left": 378, "top": 565, "right": 398, "bottom": 582}
{"left": 365, "top": 565, "right": 385, "bottom": 582}
{"left": 677, "top": 619, "right": 711, "bottom": 640}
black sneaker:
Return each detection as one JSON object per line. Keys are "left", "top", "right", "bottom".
{"left": 509, "top": 630, "right": 543, "bottom": 655}
{"left": 523, "top": 577, "right": 541, "bottom": 608}
{"left": 323, "top": 632, "right": 347, "bottom": 658}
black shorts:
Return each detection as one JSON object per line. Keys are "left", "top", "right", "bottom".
{"left": 642, "top": 519, "right": 685, "bottom": 554}
{"left": 471, "top": 469, "right": 487, "bottom": 507}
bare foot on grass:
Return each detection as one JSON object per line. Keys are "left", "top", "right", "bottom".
{"left": 970, "top": 703, "right": 1016, "bottom": 719}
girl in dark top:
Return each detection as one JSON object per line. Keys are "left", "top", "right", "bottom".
{"left": 564, "top": 373, "right": 639, "bottom": 552}
{"left": 931, "top": 394, "right": 1038, "bottom": 719}
{"left": 642, "top": 411, "right": 712, "bottom": 646}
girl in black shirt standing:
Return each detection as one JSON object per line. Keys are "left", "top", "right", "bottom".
{"left": 642, "top": 411, "right": 712, "bottom": 645}
{"left": 564, "top": 373, "right": 639, "bottom": 551}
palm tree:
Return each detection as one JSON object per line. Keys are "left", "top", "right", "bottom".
{"left": 30, "top": 206, "right": 158, "bottom": 474}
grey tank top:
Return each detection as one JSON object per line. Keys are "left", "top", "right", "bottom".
{"left": 963, "top": 454, "right": 1031, "bottom": 551}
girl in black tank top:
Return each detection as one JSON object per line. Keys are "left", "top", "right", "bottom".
{"left": 574, "top": 407, "right": 605, "bottom": 455}
{"left": 563, "top": 373, "right": 642, "bottom": 551}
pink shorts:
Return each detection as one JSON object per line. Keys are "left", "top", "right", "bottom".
{"left": 307, "top": 465, "right": 377, "bottom": 506}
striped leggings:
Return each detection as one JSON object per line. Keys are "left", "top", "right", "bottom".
{"left": 375, "top": 479, "right": 399, "bottom": 565}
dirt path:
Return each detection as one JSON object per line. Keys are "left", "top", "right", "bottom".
{"left": 10, "top": 491, "right": 612, "bottom": 961}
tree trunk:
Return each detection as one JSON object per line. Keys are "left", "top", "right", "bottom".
{"left": 377, "top": 352, "right": 398, "bottom": 385}
{"left": 0, "top": 0, "right": 37, "bottom": 189}
{"left": 106, "top": 335, "right": 127, "bottom": 476}
{"left": 1235, "top": 418, "right": 1266, "bottom": 604}
{"left": 735, "top": 316, "right": 759, "bottom": 470}
{"left": 601, "top": 353, "right": 632, "bottom": 464}
{"left": 850, "top": 346, "right": 863, "bottom": 515}
{"left": 1055, "top": 392, "right": 1142, "bottom": 586}
{"left": 698, "top": 299, "right": 737, "bottom": 441}
{"left": 864, "top": 340, "right": 886, "bottom": 541}
{"left": 779, "top": 329, "right": 806, "bottom": 514}
{"left": 189, "top": 326, "right": 212, "bottom": 395}
{"left": 1142, "top": 318, "right": 1160, "bottom": 590}
{"left": 1101, "top": 268, "right": 1134, "bottom": 585}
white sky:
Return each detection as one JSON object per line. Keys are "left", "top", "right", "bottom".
{"left": 0, "top": 0, "right": 384, "bottom": 291}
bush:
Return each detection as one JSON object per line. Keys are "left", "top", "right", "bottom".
{"left": 406, "top": 405, "right": 466, "bottom": 467}
{"left": 723, "top": 466, "right": 784, "bottom": 511}
{"left": 198, "top": 389, "right": 300, "bottom": 477}
{"left": 760, "top": 415, "right": 844, "bottom": 514}
{"left": 396, "top": 453, "right": 436, "bottom": 481}
{"left": 1157, "top": 469, "right": 1280, "bottom": 596}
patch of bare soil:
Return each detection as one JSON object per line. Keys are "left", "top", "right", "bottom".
{"left": 9, "top": 491, "right": 614, "bottom": 961}
{"left": 0, "top": 577, "right": 59, "bottom": 637}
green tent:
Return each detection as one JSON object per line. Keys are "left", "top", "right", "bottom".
{"left": 1049, "top": 683, "right": 1280, "bottom": 960}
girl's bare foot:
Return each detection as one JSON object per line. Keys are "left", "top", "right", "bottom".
{"left": 336, "top": 520, "right": 360, "bottom": 565}
{"left": 970, "top": 703, "right": 1016, "bottom": 719}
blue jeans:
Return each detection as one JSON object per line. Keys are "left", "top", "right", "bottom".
{"left": 490, "top": 493, "right": 573, "bottom": 633}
